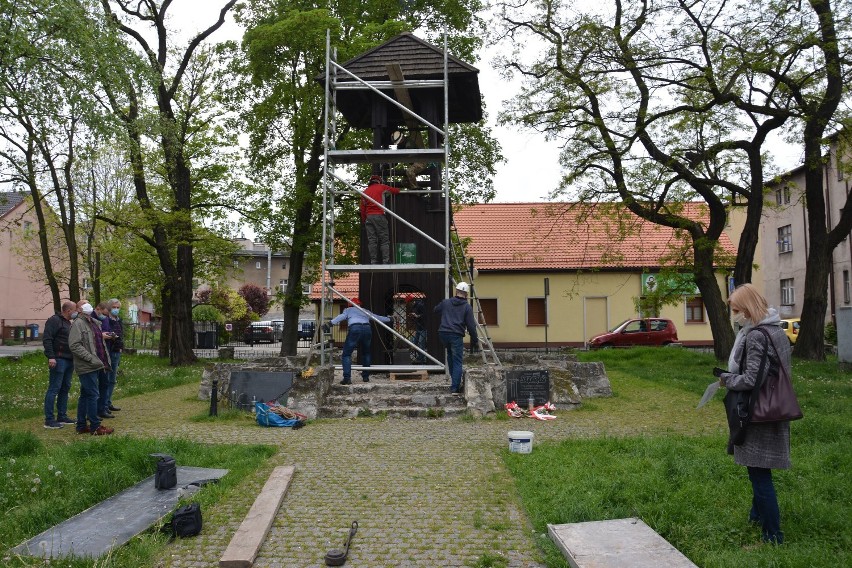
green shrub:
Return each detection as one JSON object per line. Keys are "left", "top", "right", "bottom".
{"left": 192, "top": 304, "right": 225, "bottom": 323}
{"left": 825, "top": 321, "right": 837, "bottom": 344}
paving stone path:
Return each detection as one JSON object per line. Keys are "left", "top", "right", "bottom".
{"left": 116, "top": 382, "right": 552, "bottom": 567}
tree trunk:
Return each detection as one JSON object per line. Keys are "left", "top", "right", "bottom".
{"left": 694, "top": 239, "right": 735, "bottom": 360}
{"left": 158, "top": 285, "right": 171, "bottom": 359}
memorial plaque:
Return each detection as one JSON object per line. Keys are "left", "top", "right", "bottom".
{"left": 229, "top": 371, "right": 295, "bottom": 409}
{"left": 507, "top": 369, "right": 550, "bottom": 406}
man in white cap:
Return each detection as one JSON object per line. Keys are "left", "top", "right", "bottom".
{"left": 433, "top": 282, "right": 478, "bottom": 394}
{"left": 68, "top": 300, "right": 113, "bottom": 436}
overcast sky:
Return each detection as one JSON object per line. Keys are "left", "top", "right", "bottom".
{"left": 165, "top": 2, "right": 803, "bottom": 206}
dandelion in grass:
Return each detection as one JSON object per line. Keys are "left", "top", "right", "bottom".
{"left": 31, "top": 486, "right": 37, "bottom": 492}
{"left": 55, "top": 471, "right": 62, "bottom": 477}
{"left": 9, "top": 458, "right": 15, "bottom": 464}
{"left": 48, "top": 464, "right": 54, "bottom": 471}
{"left": 33, "top": 476, "right": 41, "bottom": 484}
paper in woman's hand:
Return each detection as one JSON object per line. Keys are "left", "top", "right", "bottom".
{"left": 697, "top": 381, "right": 720, "bottom": 409}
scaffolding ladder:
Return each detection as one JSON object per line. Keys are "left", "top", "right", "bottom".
{"left": 318, "top": 30, "right": 500, "bottom": 375}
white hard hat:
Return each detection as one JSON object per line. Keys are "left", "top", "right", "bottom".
{"left": 456, "top": 282, "right": 470, "bottom": 293}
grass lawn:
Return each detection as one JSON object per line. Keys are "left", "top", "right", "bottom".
{"left": 504, "top": 347, "right": 851, "bottom": 567}
{"left": 0, "top": 353, "right": 276, "bottom": 567}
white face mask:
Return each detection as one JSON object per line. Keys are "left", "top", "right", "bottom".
{"left": 732, "top": 312, "right": 748, "bottom": 326}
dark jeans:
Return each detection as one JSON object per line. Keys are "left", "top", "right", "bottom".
{"left": 438, "top": 331, "right": 464, "bottom": 391}
{"left": 412, "top": 329, "right": 427, "bottom": 362}
{"left": 97, "top": 369, "right": 109, "bottom": 415}
{"left": 44, "top": 357, "right": 73, "bottom": 421}
{"left": 76, "top": 370, "right": 101, "bottom": 431}
{"left": 747, "top": 466, "right": 783, "bottom": 544}
{"left": 105, "top": 351, "right": 120, "bottom": 407}
{"left": 342, "top": 324, "right": 372, "bottom": 381}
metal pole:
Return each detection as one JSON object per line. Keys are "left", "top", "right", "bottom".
{"left": 320, "top": 29, "right": 331, "bottom": 366}
{"left": 209, "top": 377, "right": 218, "bottom": 417}
{"left": 443, "top": 29, "right": 450, "bottom": 300}
{"left": 544, "top": 277, "right": 550, "bottom": 354}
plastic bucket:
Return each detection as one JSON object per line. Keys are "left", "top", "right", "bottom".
{"left": 508, "top": 430, "right": 534, "bottom": 454}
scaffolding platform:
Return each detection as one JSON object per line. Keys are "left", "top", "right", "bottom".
{"left": 325, "top": 263, "right": 445, "bottom": 273}
{"left": 326, "top": 148, "right": 445, "bottom": 164}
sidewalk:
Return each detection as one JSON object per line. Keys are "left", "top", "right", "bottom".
{"left": 107, "top": 382, "right": 553, "bottom": 567}
{"left": 0, "top": 344, "right": 42, "bottom": 358}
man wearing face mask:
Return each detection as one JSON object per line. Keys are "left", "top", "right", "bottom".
{"left": 68, "top": 300, "right": 113, "bottom": 435}
{"left": 42, "top": 301, "right": 77, "bottom": 429}
{"left": 103, "top": 299, "right": 123, "bottom": 414}
{"left": 94, "top": 302, "right": 116, "bottom": 420}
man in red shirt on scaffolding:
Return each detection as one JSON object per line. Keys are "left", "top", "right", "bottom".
{"left": 360, "top": 175, "right": 401, "bottom": 264}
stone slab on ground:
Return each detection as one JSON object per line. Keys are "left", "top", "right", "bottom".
{"left": 548, "top": 518, "right": 698, "bottom": 568}
{"left": 219, "top": 465, "right": 295, "bottom": 568}
{"left": 12, "top": 466, "right": 229, "bottom": 559}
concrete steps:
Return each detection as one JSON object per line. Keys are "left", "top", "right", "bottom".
{"left": 318, "top": 378, "right": 466, "bottom": 418}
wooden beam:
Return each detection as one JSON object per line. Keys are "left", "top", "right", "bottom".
{"left": 219, "top": 465, "right": 296, "bottom": 568}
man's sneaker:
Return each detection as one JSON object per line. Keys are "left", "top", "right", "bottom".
{"left": 44, "top": 420, "right": 63, "bottom": 429}
{"left": 57, "top": 416, "right": 75, "bottom": 424}
{"left": 76, "top": 426, "right": 91, "bottom": 434}
{"left": 91, "top": 426, "right": 114, "bottom": 436}
{"left": 108, "top": 405, "right": 121, "bottom": 412}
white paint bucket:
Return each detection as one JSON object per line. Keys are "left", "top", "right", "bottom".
{"left": 508, "top": 430, "right": 534, "bottom": 454}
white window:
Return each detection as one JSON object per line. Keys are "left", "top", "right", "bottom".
{"left": 302, "top": 282, "right": 313, "bottom": 295}
{"left": 775, "top": 186, "right": 791, "bottom": 205}
{"left": 844, "top": 270, "right": 850, "bottom": 304}
{"left": 282, "top": 262, "right": 287, "bottom": 270}
{"left": 777, "top": 225, "right": 792, "bottom": 253}
{"left": 255, "top": 261, "right": 262, "bottom": 269}
{"left": 780, "top": 278, "right": 795, "bottom": 305}
{"left": 279, "top": 279, "right": 287, "bottom": 292}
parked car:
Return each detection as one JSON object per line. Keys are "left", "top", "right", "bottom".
{"left": 779, "top": 318, "right": 800, "bottom": 344}
{"left": 297, "top": 319, "right": 316, "bottom": 340}
{"left": 588, "top": 318, "right": 679, "bottom": 348}
{"left": 243, "top": 321, "right": 276, "bottom": 345}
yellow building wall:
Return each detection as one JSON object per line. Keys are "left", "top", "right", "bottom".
{"left": 473, "top": 270, "right": 727, "bottom": 346}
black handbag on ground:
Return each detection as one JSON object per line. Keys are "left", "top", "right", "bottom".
{"left": 151, "top": 453, "right": 177, "bottom": 490}
{"left": 171, "top": 502, "right": 203, "bottom": 538}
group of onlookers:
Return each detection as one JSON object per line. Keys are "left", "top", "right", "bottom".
{"left": 43, "top": 299, "right": 124, "bottom": 435}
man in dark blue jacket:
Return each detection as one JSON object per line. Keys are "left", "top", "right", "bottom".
{"left": 433, "top": 282, "right": 478, "bottom": 394}
{"left": 42, "top": 301, "right": 77, "bottom": 428}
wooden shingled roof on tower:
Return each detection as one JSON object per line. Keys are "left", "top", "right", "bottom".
{"left": 319, "top": 32, "right": 482, "bottom": 127}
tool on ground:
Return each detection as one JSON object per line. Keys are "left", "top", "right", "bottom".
{"left": 324, "top": 520, "right": 358, "bottom": 566}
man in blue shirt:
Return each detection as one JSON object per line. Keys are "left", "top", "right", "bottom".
{"left": 434, "top": 282, "right": 478, "bottom": 394}
{"left": 323, "top": 298, "right": 392, "bottom": 384}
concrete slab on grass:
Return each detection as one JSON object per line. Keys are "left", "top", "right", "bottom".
{"left": 12, "top": 466, "right": 228, "bottom": 559}
{"left": 219, "top": 465, "right": 295, "bottom": 568}
{"left": 548, "top": 518, "right": 698, "bottom": 568}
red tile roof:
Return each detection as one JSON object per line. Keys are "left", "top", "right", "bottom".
{"left": 454, "top": 202, "right": 736, "bottom": 271}
{"left": 310, "top": 201, "right": 736, "bottom": 298}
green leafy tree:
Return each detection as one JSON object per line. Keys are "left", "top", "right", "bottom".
{"left": 232, "top": 0, "right": 502, "bottom": 355}
{"left": 96, "top": 0, "right": 239, "bottom": 364}
{"left": 0, "top": 0, "right": 125, "bottom": 309}
{"left": 493, "top": 0, "right": 850, "bottom": 359}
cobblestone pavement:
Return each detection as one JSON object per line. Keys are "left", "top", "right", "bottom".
{"left": 21, "top": 370, "right": 717, "bottom": 568}
{"left": 116, "top": 381, "right": 551, "bottom": 567}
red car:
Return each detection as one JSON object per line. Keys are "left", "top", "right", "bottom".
{"left": 588, "top": 318, "right": 678, "bottom": 348}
